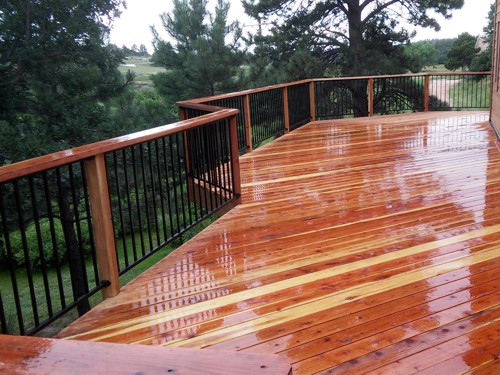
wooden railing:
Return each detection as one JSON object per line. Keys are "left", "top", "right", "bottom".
{"left": 179, "top": 72, "right": 491, "bottom": 154}
{"left": 0, "top": 109, "right": 241, "bottom": 335}
{"left": 0, "top": 71, "right": 490, "bottom": 336}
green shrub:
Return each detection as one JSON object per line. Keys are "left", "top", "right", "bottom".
{"left": 1, "top": 218, "right": 92, "bottom": 270}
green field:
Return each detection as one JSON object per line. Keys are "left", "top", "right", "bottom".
{"left": 118, "top": 56, "right": 166, "bottom": 87}
{"left": 451, "top": 75, "right": 491, "bottom": 109}
{"left": 421, "top": 64, "right": 449, "bottom": 73}
{"left": 0, "top": 241, "right": 174, "bottom": 337}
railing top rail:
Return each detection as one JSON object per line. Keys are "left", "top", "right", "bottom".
{"left": 311, "top": 71, "right": 492, "bottom": 82}
{"left": 0, "top": 108, "right": 239, "bottom": 184}
{"left": 175, "top": 101, "right": 229, "bottom": 113}
{"left": 182, "top": 79, "right": 312, "bottom": 104}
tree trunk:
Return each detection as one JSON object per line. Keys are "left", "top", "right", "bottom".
{"left": 57, "top": 188, "right": 91, "bottom": 316}
{"left": 347, "top": 1, "right": 369, "bottom": 117}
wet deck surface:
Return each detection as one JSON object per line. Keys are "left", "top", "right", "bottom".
{"left": 59, "top": 112, "right": 500, "bottom": 374}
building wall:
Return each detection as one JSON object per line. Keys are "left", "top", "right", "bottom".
{"left": 491, "top": 0, "right": 500, "bottom": 133}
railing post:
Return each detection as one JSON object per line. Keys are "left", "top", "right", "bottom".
{"left": 283, "top": 86, "right": 290, "bottom": 133}
{"left": 309, "top": 80, "right": 316, "bottom": 122}
{"left": 84, "top": 154, "right": 120, "bottom": 299}
{"left": 229, "top": 115, "right": 242, "bottom": 205}
{"left": 424, "top": 74, "right": 430, "bottom": 112}
{"left": 179, "top": 107, "right": 187, "bottom": 121}
{"left": 368, "top": 78, "right": 374, "bottom": 117}
{"left": 243, "top": 94, "right": 253, "bottom": 153}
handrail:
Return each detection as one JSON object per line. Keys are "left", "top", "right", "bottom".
{"left": 183, "top": 79, "right": 312, "bottom": 104}
{"left": 0, "top": 109, "right": 238, "bottom": 184}
{"left": 311, "top": 71, "right": 492, "bottom": 81}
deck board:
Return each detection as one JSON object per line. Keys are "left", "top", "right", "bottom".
{"left": 59, "top": 111, "right": 500, "bottom": 374}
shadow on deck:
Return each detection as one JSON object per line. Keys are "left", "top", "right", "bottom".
{"left": 55, "top": 111, "right": 500, "bottom": 374}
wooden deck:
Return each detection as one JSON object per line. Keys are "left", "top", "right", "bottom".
{"left": 58, "top": 111, "right": 500, "bottom": 374}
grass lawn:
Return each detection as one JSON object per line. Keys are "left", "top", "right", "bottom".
{"left": 421, "top": 64, "right": 450, "bottom": 73}
{"left": 0, "top": 238, "right": 175, "bottom": 337}
{"left": 450, "top": 75, "right": 491, "bottom": 109}
{"left": 118, "top": 56, "right": 166, "bottom": 88}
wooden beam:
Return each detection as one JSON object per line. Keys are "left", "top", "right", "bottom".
{"left": 309, "top": 81, "right": 316, "bottom": 122}
{"left": 243, "top": 94, "right": 253, "bottom": 153}
{"left": 424, "top": 74, "right": 430, "bottom": 112}
{"left": 283, "top": 87, "right": 290, "bottom": 133}
{"left": 229, "top": 115, "right": 242, "bottom": 205}
{"left": 84, "top": 154, "right": 120, "bottom": 299}
{"left": 368, "top": 78, "right": 374, "bottom": 117}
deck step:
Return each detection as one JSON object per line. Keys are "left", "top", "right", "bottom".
{"left": 0, "top": 334, "right": 292, "bottom": 374}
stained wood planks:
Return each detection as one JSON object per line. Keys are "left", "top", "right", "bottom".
{"left": 0, "top": 334, "right": 291, "bottom": 375}
{"left": 58, "top": 111, "right": 500, "bottom": 374}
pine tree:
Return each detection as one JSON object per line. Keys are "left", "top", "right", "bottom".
{"left": 0, "top": 0, "right": 132, "bottom": 163}
{"left": 243, "top": 0, "right": 464, "bottom": 115}
{"left": 150, "top": 0, "right": 246, "bottom": 100}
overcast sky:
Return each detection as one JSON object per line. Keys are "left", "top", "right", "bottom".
{"left": 109, "top": 0, "right": 493, "bottom": 53}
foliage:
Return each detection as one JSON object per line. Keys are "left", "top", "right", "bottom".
{"left": 244, "top": 0, "right": 464, "bottom": 78}
{"left": 470, "top": 50, "right": 492, "bottom": 72}
{"left": 484, "top": 3, "right": 495, "bottom": 45}
{"left": 404, "top": 42, "right": 439, "bottom": 73}
{"left": 121, "top": 44, "right": 150, "bottom": 57}
{"left": 444, "top": 33, "right": 480, "bottom": 71}
{"left": 1, "top": 219, "right": 91, "bottom": 270}
{"left": 427, "top": 38, "right": 455, "bottom": 64}
{"left": 151, "top": 0, "right": 246, "bottom": 100}
{"left": 470, "top": 3, "right": 495, "bottom": 73}
{"left": 0, "top": 0, "right": 132, "bottom": 164}
{"left": 243, "top": 0, "right": 464, "bottom": 115}
{"left": 108, "top": 88, "right": 178, "bottom": 134}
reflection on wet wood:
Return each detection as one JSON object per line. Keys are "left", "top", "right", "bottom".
{"left": 0, "top": 334, "right": 291, "bottom": 374}
{"left": 59, "top": 112, "right": 499, "bottom": 374}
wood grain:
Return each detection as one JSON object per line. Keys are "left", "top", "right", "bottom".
{"left": 58, "top": 112, "right": 499, "bottom": 374}
{"left": 0, "top": 334, "right": 291, "bottom": 375}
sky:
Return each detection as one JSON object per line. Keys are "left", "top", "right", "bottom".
{"left": 109, "top": 0, "right": 493, "bottom": 53}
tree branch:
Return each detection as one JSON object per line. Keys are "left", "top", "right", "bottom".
{"left": 362, "top": 0, "right": 402, "bottom": 24}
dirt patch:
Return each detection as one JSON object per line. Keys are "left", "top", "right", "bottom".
{"left": 429, "top": 77, "right": 462, "bottom": 107}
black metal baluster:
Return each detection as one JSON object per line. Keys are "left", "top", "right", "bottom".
{"left": 42, "top": 172, "right": 66, "bottom": 309}
{"left": 80, "top": 162, "right": 99, "bottom": 283}
{"left": 175, "top": 132, "right": 188, "bottom": 230}
{"left": 13, "top": 179, "right": 39, "bottom": 328}
{"left": 154, "top": 139, "right": 168, "bottom": 242}
{"left": 112, "top": 151, "right": 129, "bottom": 269}
{"left": 168, "top": 135, "right": 182, "bottom": 233}
{"left": 211, "top": 121, "right": 223, "bottom": 206}
{"left": 122, "top": 148, "right": 138, "bottom": 265}
{"left": 0, "top": 185, "right": 24, "bottom": 334}
{"left": 28, "top": 176, "right": 53, "bottom": 318}
{"left": 68, "top": 164, "right": 89, "bottom": 293}
{"left": 147, "top": 142, "right": 161, "bottom": 247}
{"left": 139, "top": 146, "right": 154, "bottom": 252}
{"left": 131, "top": 146, "right": 146, "bottom": 257}
{"left": 161, "top": 137, "right": 176, "bottom": 238}
{"left": 191, "top": 127, "right": 206, "bottom": 219}
{"left": 200, "top": 126, "right": 213, "bottom": 214}
{"left": 0, "top": 292, "right": 7, "bottom": 334}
